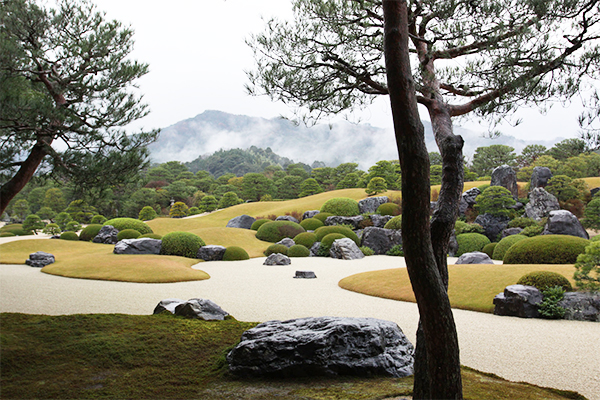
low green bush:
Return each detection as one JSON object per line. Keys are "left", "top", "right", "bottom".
{"left": 538, "top": 286, "right": 566, "bottom": 319}
{"left": 188, "top": 207, "right": 201, "bottom": 216}
{"left": 456, "top": 233, "right": 491, "bottom": 256}
{"left": 314, "top": 225, "right": 360, "bottom": 246}
{"left": 293, "top": 232, "right": 317, "bottom": 248}
{"left": 517, "top": 271, "right": 573, "bottom": 291}
{"left": 360, "top": 246, "right": 375, "bottom": 256}
{"left": 507, "top": 217, "right": 537, "bottom": 229}
{"left": 160, "top": 231, "right": 205, "bottom": 258}
{"left": 251, "top": 219, "right": 271, "bottom": 231}
{"left": 384, "top": 215, "right": 402, "bottom": 230}
{"left": 482, "top": 242, "right": 497, "bottom": 258}
{"left": 222, "top": 246, "right": 250, "bottom": 261}
{"left": 521, "top": 224, "right": 544, "bottom": 237}
{"left": 376, "top": 202, "right": 401, "bottom": 216}
{"left": 492, "top": 235, "right": 528, "bottom": 261}
{"left": 138, "top": 206, "right": 158, "bottom": 221}
{"left": 139, "top": 233, "right": 162, "bottom": 239}
{"left": 60, "top": 231, "right": 79, "bottom": 241}
{"left": 300, "top": 217, "right": 324, "bottom": 231}
{"left": 288, "top": 244, "right": 310, "bottom": 257}
{"left": 255, "top": 221, "right": 305, "bottom": 243}
{"left": 0, "top": 232, "right": 15, "bottom": 237}
{"left": 1, "top": 224, "right": 33, "bottom": 236}
{"left": 104, "top": 218, "right": 153, "bottom": 235}
{"left": 591, "top": 235, "right": 600, "bottom": 242}
{"left": 65, "top": 221, "right": 82, "bottom": 232}
{"left": 320, "top": 198, "right": 360, "bottom": 216}
{"left": 320, "top": 233, "right": 346, "bottom": 254}
{"left": 313, "top": 212, "right": 334, "bottom": 223}
{"left": 454, "top": 221, "right": 484, "bottom": 235}
{"left": 117, "top": 229, "right": 141, "bottom": 241}
{"left": 504, "top": 235, "right": 589, "bottom": 265}
{"left": 264, "top": 244, "right": 289, "bottom": 256}
{"left": 42, "top": 223, "right": 61, "bottom": 236}
{"left": 90, "top": 215, "right": 107, "bottom": 224}
{"left": 79, "top": 224, "right": 103, "bottom": 242}
{"left": 386, "top": 245, "right": 404, "bottom": 257}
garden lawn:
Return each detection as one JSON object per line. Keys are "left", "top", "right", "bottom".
{"left": 0, "top": 313, "right": 586, "bottom": 400}
{"left": 0, "top": 240, "right": 208, "bottom": 283}
{"left": 339, "top": 263, "right": 577, "bottom": 313}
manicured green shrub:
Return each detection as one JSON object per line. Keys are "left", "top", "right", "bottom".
{"left": 199, "top": 195, "right": 218, "bottom": 213}
{"left": 521, "top": 224, "right": 544, "bottom": 237}
{"left": 482, "top": 242, "right": 497, "bottom": 258}
{"left": 188, "top": 207, "right": 201, "bottom": 216}
{"left": 60, "top": 231, "right": 79, "bottom": 241}
{"left": 517, "top": 271, "right": 573, "bottom": 291}
{"left": 255, "top": 221, "right": 305, "bottom": 243}
{"left": 538, "top": 286, "right": 567, "bottom": 319}
{"left": 55, "top": 212, "right": 72, "bottom": 231}
{"left": 222, "top": 246, "right": 250, "bottom": 261}
{"left": 507, "top": 217, "right": 537, "bottom": 229}
{"left": 293, "top": 232, "right": 317, "bottom": 248}
{"left": 377, "top": 202, "right": 401, "bottom": 216}
{"left": 365, "top": 177, "right": 387, "bottom": 196}
{"left": 300, "top": 217, "right": 324, "bottom": 231}
{"left": 313, "top": 212, "right": 334, "bottom": 223}
{"left": 104, "top": 218, "right": 153, "bottom": 235}
{"left": 160, "top": 231, "right": 205, "bottom": 258}
{"left": 287, "top": 244, "right": 310, "bottom": 257}
{"left": 360, "top": 246, "right": 375, "bottom": 256}
{"left": 0, "top": 224, "right": 32, "bottom": 236}
{"left": 79, "top": 224, "right": 103, "bottom": 241}
{"left": 218, "top": 192, "right": 243, "bottom": 209}
{"left": 504, "top": 235, "right": 589, "bottom": 265}
{"left": 320, "top": 233, "right": 346, "bottom": 254}
{"left": 139, "top": 233, "right": 162, "bottom": 239}
{"left": 320, "top": 197, "right": 360, "bottom": 217}
{"left": 22, "top": 214, "right": 45, "bottom": 234}
{"left": 65, "top": 220, "right": 82, "bottom": 232}
{"left": 0, "top": 232, "right": 16, "bottom": 237}
{"left": 169, "top": 202, "right": 189, "bottom": 218}
{"left": 251, "top": 219, "right": 271, "bottom": 231}
{"left": 386, "top": 245, "right": 404, "bottom": 257}
{"left": 117, "top": 229, "right": 141, "bottom": 241}
{"left": 456, "top": 233, "right": 491, "bottom": 256}
{"left": 590, "top": 235, "right": 600, "bottom": 242}
{"left": 139, "top": 206, "right": 158, "bottom": 221}
{"left": 90, "top": 214, "right": 107, "bottom": 224}
{"left": 454, "top": 221, "right": 485, "bottom": 235}
{"left": 384, "top": 215, "right": 402, "bottom": 230}
{"left": 492, "top": 234, "right": 528, "bottom": 260}
{"left": 475, "top": 186, "right": 516, "bottom": 217}
{"left": 314, "top": 225, "right": 360, "bottom": 246}
{"left": 574, "top": 241, "right": 600, "bottom": 290}
{"left": 264, "top": 244, "right": 289, "bottom": 256}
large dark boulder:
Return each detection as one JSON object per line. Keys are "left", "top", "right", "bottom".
{"left": 474, "top": 213, "right": 510, "bottom": 242}
{"left": 493, "top": 285, "right": 542, "bottom": 318}
{"left": 264, "top": 253, "right": 291, "bottom": 265}
{"left": 175, "top": 298, "right": 229, "bottom": 320}
{"left": 153, "top": 298, "right": 185, "bottom": 314}
{"left": 370, "top": 214, "right": 393, "bottom": 228}
{"left": 226, "top": 215, "right": 256, "bottom": 229}
{"left": 330, "top": 238, "right": 364, "bottom": 260}
{"left": 459, "top": 187, "right": 481, "bottom": 216}
{"left": 559, "top": 292, "right": 600, "bottom": 322}
{"left": 302, "top": 210, "right": 320, "bottom": 220}
{"left": 276, "top": 215, "right": 299, "bottom": 224}
{"left": 197, "top": 245, "right": 227, "bottom": 261}
{"left": 113, "top": 238, "right": 162, "bottom": 255}
{"left": 524, "top": 187, "right": 560, "bottom": 221}
{"left": 227, "top": 316, "right": 414, "bottom": 378}
{"left": 501, "top": 227, "right": 523, "bottom": 238}
{"left": 455, "top": 251, "right": 494, "bottom": 264}
{"left": 530, "top": 166, "right": 553, "bottom": 189}
{"left": 543, "top": 210, "right": 589, "bottom": 239}
{"left": 324, "top": 215, "right": 364, "bottom": 230}
{"left": 358, "top": 196, "right": 389, "bottom": 214}
{"left": 92, "top": 225, "right": 119, "bottom": 244}
{"left": 491, "top": 165, "right": 518, "bottom": 199}
{"left": 25, "top": 251, "right": 55, "bottom": 268}
{"left": 360, "top": 227, "right": 402, "bottom": 255}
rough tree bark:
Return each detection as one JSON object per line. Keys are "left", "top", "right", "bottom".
{"left": 382, "top": 1, "right": 463, "bottom": 399}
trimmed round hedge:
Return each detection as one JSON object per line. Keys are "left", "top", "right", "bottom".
{"left": 482, "top": 242, "right": 497, "bottom": 258}
{"left": 288, "top": 244, "right": 310, "bottom": 257}
{"left": 0, "top": 232, "right": 16, "bottom": 237}
{"left": 255, "top": 221, "right": 305, "bottom": 243}
{"left": 492, "top": 234, "right": 528, "bottom": 261}
{"left": 384, "top": 215, "right": 402, "bottom": 230}
{"left": 79, "top": 224, "right": 103, "bottom": 242}
{"left": 313, "top": 212, "right": 334, "bottom": 223}
{"left": 293, "top": 232, "right": 317, "bottom": 248}
{"left": 314, "top": 225, "right": 360, "bottom": 246}
{"left": 503, "top": 235, "right": 590, "bottom": 265}
{"left": 456, "top": 233, "right": 491, "bottom": 256}
{"left": 320, "top": 198, "right": 360, "bottom": 217}
{"left": 377, "top": 202, "right": 401, "bottom": 216}
{"left": 517, "top": 271, "right": 573, "bottom": 291}
{"left": 251, "top": 218, "right": 271, "bottom": 231}
{"left": 300, "top": 217, "right": 324, "bottom": 231}
{"left": 320, "top": 233, "right": 346, "bottom": 253}
{"left": 160, "top": 231, "right": 205, "bottom": 258}
{"left": 117, "top": 229, "right": 141, "bottom": 241}
{"left": 104, "top": 218, "right": 153, "bottom": 235}
{"left": 265, "top": 244, "right": 289, "bottom": 256}
{"left": 139, "top": 233, "right": 162, "bottom": 239}
{"left": 60, "top": 231, "right": 79, "bottom": 241}
{"left": 223, "top": 246, "right": 250, "bottom": 261}
{"left": 1, "top": 224, "right": 32, "bottom": 236}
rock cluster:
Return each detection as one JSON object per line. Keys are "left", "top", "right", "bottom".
{"left": 474, "top": 213, "right": 510, "bottom": 242}
{"left": 493, "top": 285, "right": 542, "bottom": 318}
{"left": 93, "top": 225, "right": 119, "bottom": 244}
{"left": 559, "top": 292, "right": 600, "bottom": 322}
{"left": 153, "top": 298, "right": 229, "bottom": 320}
{"left": 330, "top": 238, "right": 364, "bottom": 260}
{"left": 524, "top": 188, "right": 560, "bottom": 221}
{"left": 113, "top": 238, "right": 161, "bottom": 255}
{"left": 360, "top": 227, "right": 402, "bottom": 255}
{"left": 325, "top": 215, "right": 364, "bottom": 230}
{"left": 25, "top": 251, "right": 55, "bottom": 268}
{"left": 358, "top": 196, "right": 389, "bottom": 214}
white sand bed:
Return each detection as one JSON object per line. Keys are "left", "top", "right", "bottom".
{"left": 1, "top": 255, "right": 598, "bottom": 399}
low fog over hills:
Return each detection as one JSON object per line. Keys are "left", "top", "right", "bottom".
{"left": 148, "top": 110, "right": 565, "bottom": 169}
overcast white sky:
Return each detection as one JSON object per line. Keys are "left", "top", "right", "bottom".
{"left": 94, "top": 0, "right": 588, "bottom": 142}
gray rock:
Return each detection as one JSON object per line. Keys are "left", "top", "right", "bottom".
{"left": 276, "top": 215, "right": 299, "bottom": 224}
{"left": 294, "top": 270, "right": 317, "bottom": 279}
{"left": 455, "top": 251, "right": 494, "bottom": 264}
{"left": 25, "top": 251, "right": 55, "bottom": 268}
{"left": 501, "top": 227, "right": 523, "bottom": 238}
{"left": 92, "top": 225, "right": 119, "bottom": 244}
{"left": 591, "top": 187, "right": 600, "bottom": 197}
{"left": 174, "top": 298, "right": 230, "bottom": 320}
{"left": 226, "top": 215, "right": 256, "bottom": 229}
{"left": 227, "top": 316, "right": 414, "bottom": 378}
{"left": 474, "top": 213, "right": 510, "bottom": 242}
{"left": 370, "top": 214, "right": 393, "bottom": 228}
{"left": 459, "top": 187, "right": 481, "bottom": 216}
{"left": 491, "top": 165, "right": 518, "bottom": 199}
{"left": 276, "top": 238, "right": 295, "bottom": 248}
{"left": 524, "top": 187, "right": 560, "bottom": 221}
{"left": 530, "top": 166, "right": 553, "bottom": 189}
{"left": 559, "top": 292, "right": 600, "bottom": 322}
{"left": 542, "top": 210, "right": 589, "bottom": 239}
{"left": 153, "top": 298, "right": 185, "bottom": 314}
{"left": 50, "top": 235, "right": 60, "bottom": 239}
{"left": 310, "top": 242, "right": 321, "bottom": 257}
{"left": 448, "top": 231, "right": 459, "bottom": 257}
{"left": 302, "top": 210, "right": 320, "bottom": 220}
{"left": 493, "top": 285, "right": 543, "bottom": 318}
{"left": 264, "top": 253, "right": 291, "bottom": 265}
{"left": 360, "top": 227, "right": 403, "bottom": 255}
{"left": 330, "top": 238, "right": 365, "bottom": 260}
{"left": 113, "top": 238, "right": 162, "bottom": 255}
{"left": 197, "top": 245, "right": 227, "bottom": 261}
{"left": 324, "top": 215, "right": 364, "bottom": 229}
{"left": 358, "top": 196, "right": 389, "bottom": 214}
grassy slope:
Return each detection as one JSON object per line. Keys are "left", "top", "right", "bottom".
{"left": 339, "top": 263, "right": 577, "bottom": 313}
{"left": 0, "top": 313, "right": 586, "bottom": 400}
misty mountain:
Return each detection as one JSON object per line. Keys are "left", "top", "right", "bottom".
{"left": 148, "top": 110, "right": 564, "bottom": 170}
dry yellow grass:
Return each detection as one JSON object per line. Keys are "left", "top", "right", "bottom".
{"left": 0, "top": 239, "right": 208, "bottom": 283}
{"left": 339, "top": 263, "right": 577, "bottom": 313}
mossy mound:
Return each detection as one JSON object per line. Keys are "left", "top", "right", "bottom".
{"left": 456, "top": 233, "right": 491, "bottom": 256}
{"left": 104, "top": 218, "right": 153, "bottom": 235}
{"left": 300, "top": 217, "right": 324, "bottom": 231}
{"left": 493, "top": 235, "right": 528, "bottom": 261}
{"left": 376, "top": 202, "right": 401, "bottom": 216}
{"left": 251, "top": 219, "right": 271, "bottom": 231}
{"left": 482, "top": 242, "right": 497, "bottom": 258}
{"left": 78, "top": 224, "right": 103, "bottom": 242}
{"left": 160, "top": 231, "right": 205, "bottom": 258}
{"left": 384, "top": 215, "right": 402, "bottom": 230}
{"left": 320, "top": 197, "right": 360, "bottom": 216}
{"left": 60, "top": 231, "right": 79, "bottom": 241}
{"left": 117, "top": 229, "right": 141, "bottom": 241}
{"left": 517, "top": 271, "right": 573, "bottom": 291}
{"left": 255, "top": 221, "right": 305, "bottom": 243}
{"left": 313, "top": 212, "right": 334, "bottom": 223}
{"left": 504, "top": 235, "right": 589, "bottom": 264}
{"left": 314, "top": 225, "right": 360, "bottom": 246}
{"left": 293, "top": 232, "right": 317, "bottom": 248}
{"left": 287, "top": 244, "right": 310, "bottom": 257}
{"left": 264, "top": 244, "right": 289, "bottom": 256}
{"left": 320, "top": 233, "right": 346, "bottom": 253}
{"left": 139, "top": 233, "right": 162, "bottom": 239}
{"left": 223, "top": 246, "right": 250, "bottom": 261}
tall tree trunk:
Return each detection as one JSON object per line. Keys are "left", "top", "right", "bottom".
{"left": 382, "top": 1, "right": 463, "bottom": 399}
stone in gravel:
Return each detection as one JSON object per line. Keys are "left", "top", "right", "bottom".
{"left": 524, "top": 187, "right": 560, "bottom": 221}
{"left": 329, "top": 238, "right": 364, "bottom": 260}
{"left": 276, "top": 238, "right": 295, "bottom": 248}
{"left": 174, "top": 298, "right": 229, "bottom": 320}
{"left": 294, "top": 271, "right": 317, "bottom": 279}
{"left": 493, "top": 285, "right": 542, "bottom": 318}
{"left": 113, "top": 238, "right": 161, "bottom": 255}
{"left": 324, "top": 215, "right": 364, "bottom": 230}
{"left": 358, "top": 196, "right": 389, "bottom": 214}
{"left": 360, "top": 227, "right": 402, "bottom": 255}
{"left": 276, "top": 215, "right": 299, "bottom": 224}
{"left": 310, "top": 242, "right": 321, "bottom": 257}
{"left": 197, "top": 245, "right": 227, "bottom": 261}
{"left": 491, "top": 165, "right": 518, "bottom": 199}
{"left": 455, "top": 252, "right": 494, "bottom": 265}
{"left": 264, "top": 253, "right": 291, "bottom": 265}
{"left": 92, "top": 225, "right": 119, "bottom": 244}
{"left": 227, "top": 316, "right": 414, "bottom": 378}
{"left": 226, "top": 215, "right": 256, "bottom": 229}
{"left": 559, "top": 292, "right": 600, "bottom": 322}
{"left": 153, "top": 298, "right": 185, "bottom": 314}
{"left": 25, "top": 251, "right": 55, "bottom": 268}
{"left": 542, "top": 210, "right": 589, "bottom": 239}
